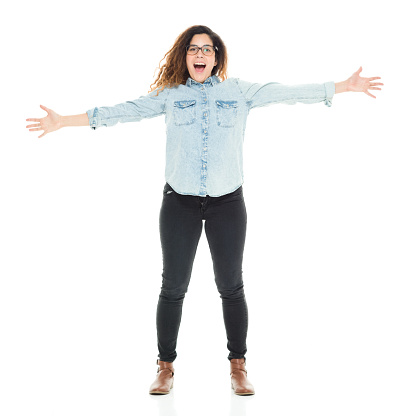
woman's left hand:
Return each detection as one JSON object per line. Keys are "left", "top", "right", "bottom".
{"left": 346, "top": 66, "right": 383, "bottom": 98}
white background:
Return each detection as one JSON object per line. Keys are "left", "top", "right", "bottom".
{"left": 1, "top": 0, "right": 413, "bottom": 415}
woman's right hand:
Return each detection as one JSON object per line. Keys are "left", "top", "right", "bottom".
{"left": 26, "top": 105, "right": 62, "bottom": 138}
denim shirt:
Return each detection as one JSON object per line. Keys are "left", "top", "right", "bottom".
{"left": 86, "top": 75, "right": 335, "bottom": 197}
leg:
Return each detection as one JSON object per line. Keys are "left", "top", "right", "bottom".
{"left": 203, "top": 186, "right": 248, "bottom": 361}
{"left": 156, "top": 183, "right": 203, "bottom": 362}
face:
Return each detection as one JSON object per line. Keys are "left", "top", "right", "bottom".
{"left": 186, "top": 34, "right": 217, "bottom": 84}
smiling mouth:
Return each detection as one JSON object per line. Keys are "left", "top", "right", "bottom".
{"left": 194, "top": 63, "right": 206, "bottom": 73}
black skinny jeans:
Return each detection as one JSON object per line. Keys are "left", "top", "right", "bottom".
{"left": 156, "top": 182, "right": 249, "bottom": 363}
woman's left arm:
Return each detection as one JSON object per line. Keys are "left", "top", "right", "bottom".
{"left": 335, "top": 66, "right": 383, "bottom": 98}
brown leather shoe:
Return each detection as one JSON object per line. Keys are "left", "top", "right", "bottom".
{"left": 230, "top": 358, "right": 255, "bottom": 395}
{"left": 149, "top": 359, "right": 175, "bottom": 395}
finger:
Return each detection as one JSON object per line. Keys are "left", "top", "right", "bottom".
{"left": 38, "top": 132, "right": 46, "bottom": 138}
{"left": 364, "top": 91, "right": 376, "bottom": 98}
{"left": 26, "top": 118, "right": 41, "bottom": 122}
{"left": 357, "top": 66, "right": 362, "bottom": 74}
{"left": 26, "top": 123, "right": 40, "bottom": 128}
{"left": 40, "top": 104, "right": 50, "bottom": 114}
{"left": 28, "top": 127, "right": 44, "bottom": 132}
{"left": 368, "top": 77, "right": 381, "bottom": 80}
{"left": 370, "top": 82, "right": 384, "bottom": 86}
{"left": 368, "top": 87, "right": 381, "bottom": 90}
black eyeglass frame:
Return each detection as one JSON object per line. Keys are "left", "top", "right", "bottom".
{"left": 186, "top": 44, "right": 218, "bottom": 56}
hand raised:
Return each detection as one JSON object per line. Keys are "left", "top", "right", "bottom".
{"left": 26, "top": 105, "right": 62, "bottom": 138}
{"left": 347, "top": 66, "right": 383, "bottom": 98}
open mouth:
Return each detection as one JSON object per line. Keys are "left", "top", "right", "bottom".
{"left": 194, "top": 62, "right": 206, "bottom": 73}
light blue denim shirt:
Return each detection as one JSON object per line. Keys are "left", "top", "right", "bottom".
{"left": 86, "top": 75, "right": 335, "bottom": 197}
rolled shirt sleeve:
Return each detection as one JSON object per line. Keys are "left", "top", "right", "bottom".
{"left": 86, "top": 86, "right": 170, "bottom": 130}
{"left": 235, "top": 78, "right": 335, "bottom": 110}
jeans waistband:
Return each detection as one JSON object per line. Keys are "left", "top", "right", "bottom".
{"left": 164, "top": 182, "right": 242, "bottom": 198}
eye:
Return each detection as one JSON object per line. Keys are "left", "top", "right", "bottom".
{"left": 203, "top": 47, "right": 212, "bottom": 53}
{"left": 188, "top": 46, "right": 197, "bottom": 52}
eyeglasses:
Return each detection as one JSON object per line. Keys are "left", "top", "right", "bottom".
{"left": 186, "top": 44, "right": 217, "bottom": 56}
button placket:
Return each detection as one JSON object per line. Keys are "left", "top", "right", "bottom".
{"left": 199, "top": 87, "right": 209, "bottom": 196}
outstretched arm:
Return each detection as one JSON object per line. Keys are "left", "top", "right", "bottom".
{"left": 236, "top": 66, "right": 383, "bottom": 111}
{"left": 26, "top": 86, "right": 170, "bottom": 138}
{"left": 335, "top": 66, "right": 383, "bottom": 98}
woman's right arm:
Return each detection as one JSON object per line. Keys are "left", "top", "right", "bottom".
{"left": 61, "top": 113, "right": 90, "bottom": 127}
{"left": 26, "top": 86, "right": 170, "bottom": 138}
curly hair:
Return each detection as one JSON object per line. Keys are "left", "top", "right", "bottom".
{"left": 149, "top": 25, "right": 228, "bottom": 95}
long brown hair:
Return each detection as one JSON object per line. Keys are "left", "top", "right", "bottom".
{"left": 149, "top": 25, "right": 228, "bottom": 95}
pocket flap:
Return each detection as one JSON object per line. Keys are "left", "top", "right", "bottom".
{"left": 216, "top": 100, "right": 238, "bottom": 108}
{"left": 174, "top": 100, "right": 196, "bottom": 108}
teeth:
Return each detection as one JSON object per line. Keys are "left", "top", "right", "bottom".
{"left": 194, "top": 63, "right": 206, "bottom": 66}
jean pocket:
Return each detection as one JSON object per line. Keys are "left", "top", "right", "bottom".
{"left": 232, "top": 185, "right": 243, "bottom": 197}
{"left": 163, "top": 182, "right": 174, "bottom": 195}
{"left": 216, "top": 100, "right": 238, "bottom": 128}
{"left": 173, "top": 100, "right": 196, "bottom": 126}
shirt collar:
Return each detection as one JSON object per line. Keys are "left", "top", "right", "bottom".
{"left": 186, "top": 75, "right": 220, "bottom": 88}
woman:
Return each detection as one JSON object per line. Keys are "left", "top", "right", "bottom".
{"left": 26, "top": 25, "right": 383, "bottom": 396}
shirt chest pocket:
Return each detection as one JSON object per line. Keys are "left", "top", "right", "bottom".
{"left": 216, "top": 100, "right": 238, "bottom": 128}
{"left": 173, "top": 100, "right": 196, "bottom": 126}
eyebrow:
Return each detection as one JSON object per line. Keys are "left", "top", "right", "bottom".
{"left": 188, "top": 44, "right": 214, "bottom": 47}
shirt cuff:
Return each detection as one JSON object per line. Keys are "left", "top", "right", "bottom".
{"left": 86, "top": 107, "right": 100, "bottom": 130}
{"left": 324, "top": 82, "right": 335, "bottom": 107}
